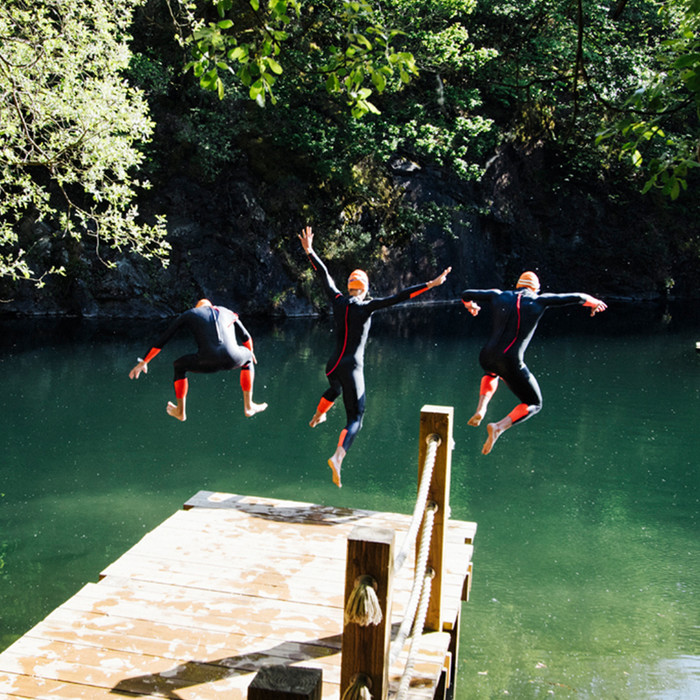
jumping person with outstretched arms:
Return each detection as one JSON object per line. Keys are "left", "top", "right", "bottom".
{"left": 299, "top": 225, "right": 451, "bottom": 487}
{"left": 462, "top": 271, "right": 606, "bottom": 454}
{"left": 128, "top": 299, "right": 267, "bottom": 421}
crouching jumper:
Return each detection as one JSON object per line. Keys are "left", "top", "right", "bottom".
{"left": 128, "top": 299, "right": 267, "bottom": 421}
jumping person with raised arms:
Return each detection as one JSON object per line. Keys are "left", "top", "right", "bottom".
{"left": 299, "top": 225, "right": 451, "bottom": 487}
{"left": 461, "top": 271, "right": 606, "bottom": 454}
{"left": 129, "top": 299, "right": 267, "bottom": 421}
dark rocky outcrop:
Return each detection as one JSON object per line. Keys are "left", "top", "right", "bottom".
{"left": 1, "top": 140, "right": 697, "bottom": 320}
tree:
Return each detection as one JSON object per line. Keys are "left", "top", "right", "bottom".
{"left": 171, "top": 0, "right": 418, "bottom": 117}
{"left": 0, "top": 0, "right": 168, "bottom": 285}
{"left": 596, "top": 0, "right": 699, "bottom": 199}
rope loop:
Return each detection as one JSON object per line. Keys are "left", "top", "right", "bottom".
{"left": 341, "top": 672, "right": 373, "bottom": 700}
{"left": 344, "top": 574, "right": 383, "bottom": 626}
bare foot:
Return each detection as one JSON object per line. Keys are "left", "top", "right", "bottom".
{"left": 328, "top": 457, "right": 342, "bottom": 488}
{"left": 310, "top": 412, "right": 327, "bottom": 428}
{"left": 482, "top": 423, "right": 503, "bottom": 455}
{"left": 468, "top": 412, "right": 484, "bottom": 427}
{"left": 244, "top": 402, "right": 268, "bottom": 417}
{"left": 166, "top": 401, "right": 186, "bottom": 422}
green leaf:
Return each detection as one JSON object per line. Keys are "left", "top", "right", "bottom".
{"left": 371, "top": 70, "right": 386, "bottom": 92}
{"left": 266, "top": 58, "right": 283, "bottom": 74}
{"left": 674, "top": 53, "right": 700, "bottom": 69}
{"left": 228, "top": 46, "right": 248, "bottom": 61}
{"left": 670, "top": 179, "right": 680, "bottom": 200}
{"left": 326, "top": 73, "right": 340, "bottom": 92}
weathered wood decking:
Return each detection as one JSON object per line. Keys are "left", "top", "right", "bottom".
{"left": 0, "top": 490, "right": 475, "bottom": 699}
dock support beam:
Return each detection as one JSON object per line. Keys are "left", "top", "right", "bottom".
{"left": 341, "top": 526, "right": 395, "bottom": 700}
{"left": 248, "top": 665, "right": 322, "bottom": 700}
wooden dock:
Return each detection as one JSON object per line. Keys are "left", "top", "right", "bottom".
{"left": 0, "top": 406, "right": 476, "bottom": 699}
{"left": 0, "top": 490, "right": 475, "bottom": 699}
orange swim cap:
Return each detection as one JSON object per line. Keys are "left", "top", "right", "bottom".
{"left": 347, "top": 269, "right": 369, "bottom": 292}
{"left": 516, "top": 271, "right": 540, "bottom": 292}
{"left": 196, "top": 298, "right": 213, "bottom": 308}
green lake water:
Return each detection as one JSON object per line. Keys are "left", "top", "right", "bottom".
{"left": 0, "top": 302, "right": 698, "bottom": 699}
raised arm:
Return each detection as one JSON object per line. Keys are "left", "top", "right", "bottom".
{"left": 298, "top": 226, "right": 341, "bottom": 298}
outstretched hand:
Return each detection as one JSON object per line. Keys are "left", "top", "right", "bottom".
{"left": 463, "top": 300, "right": 481, "bottom": 317}
{"left": 583, "top": 296, "right": 607, "bottom": 316}
{"left": 129, "top": 359, "right": 148, "bottom": 379}
{"left": 427, "top": 266, "right": 452, "bottom": 289}
{"left": 298, "top": 226, "right": 314, "bottom": 254}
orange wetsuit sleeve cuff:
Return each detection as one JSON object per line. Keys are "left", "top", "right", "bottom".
{"left": 243, "top": 339, "right": 253, "bottom": 352}
{"left": 144, "top": 347, "right": 161, "bottom": 363}
{"left": 409, "top": 282, "right": 430, "bottom": 299}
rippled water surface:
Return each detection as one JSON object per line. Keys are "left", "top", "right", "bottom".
{"left": 1, "top": 302, "right": 698, "bottom": 698}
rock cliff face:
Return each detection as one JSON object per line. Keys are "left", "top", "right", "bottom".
{"left": 1, "top": 141, "right": 696, "bottom": 319}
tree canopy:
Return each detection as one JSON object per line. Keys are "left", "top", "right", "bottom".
{"left": 596, "top": 0, "right": 700, "bottom": 199}
{"left": 1, "top": 0, "right": 698, "bottom": 292}
{"left": 0, "top": 0, "right": 167, "bottom": 285}
{"left": 172, "top": 0, "right": 419, "bottom": 117}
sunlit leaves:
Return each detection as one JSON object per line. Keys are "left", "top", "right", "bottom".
{"left": 594, "top": 0, "right": 699, "bottom": 199}
{"left": 176, "top": 0, "right": 417, "bottom": 116}
{"left": 0, "top": 0, "right": 168, "bottom": 283}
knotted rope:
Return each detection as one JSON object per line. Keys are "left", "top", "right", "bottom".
{"left": 343, "top": 434, "right": 441, "bottom": 628}
{"left": 344, "top": 574, "right": 383, "bottom": 626}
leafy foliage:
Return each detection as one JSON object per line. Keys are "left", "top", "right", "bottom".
{"left": 172, "top": 0, "right": 419, "bottom": 117}
{"left": 467, "top": 0, "right": 698, "bottom": 199}
{"left": 595, "top": 0, "right": 700, "bottom": 199}
{"left": 0, "top": 0, "right": 168, "bottom": 284}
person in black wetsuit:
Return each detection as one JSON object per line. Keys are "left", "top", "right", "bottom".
{"left": 299, "top": 225, "right": 451, "bottom": 487}
{"left": 128, "top": 299, "right": 267, "bottom": 421}
{"left": 461, "top": 271, "right": 607, "bottom": 454}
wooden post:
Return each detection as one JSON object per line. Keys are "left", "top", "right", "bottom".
{"left": 444, "top": 606, "right": 461, "bottom": 700}
{"left": 341, "top": 526, "right": 395, "bottom": 700}
{"left": 417, "top": 405, "right": 454, "bottom": 632}
{"left": 248, "top": 665, "right": 322, "bottom": 700}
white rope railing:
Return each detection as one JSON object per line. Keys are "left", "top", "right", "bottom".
{"left": 394, "top": 434, "right": 441, "bottom": 573}
{"left": 396, "top": 568, "right": 434, "bottom": 700}
{"left": 390, "top": 502, "right": 436, "bottom": 664}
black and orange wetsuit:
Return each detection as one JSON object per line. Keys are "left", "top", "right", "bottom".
{"left": 461, "top": 288, "right": 592, "bottom": 424}
{"left": 307, "top": 249, "right": 431, "bottom": 453}
{"left": 141, "top": 305, "right": 255, "bottom": 399}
